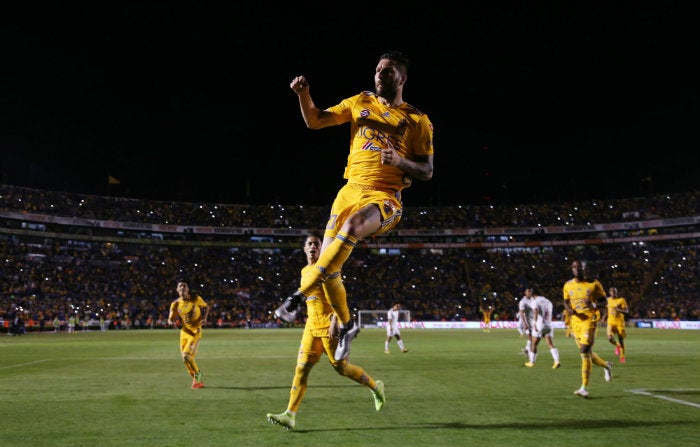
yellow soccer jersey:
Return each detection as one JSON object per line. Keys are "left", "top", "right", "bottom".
{"left": 327, "top": 91, "right": 434, "bottom": 191}
{"left": 300, "top": 264, "right": 333, "bottom": 332}
{"left": 606, "top": 297, "right": 628, "bottom": 325}
{"left": 563, "top": 278, "right": 606, "bottom": 319}
{"left": 170, "top": 296, "right": 207, "bottom": 333}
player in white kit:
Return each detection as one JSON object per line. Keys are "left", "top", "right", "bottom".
{"left": 385, "top": 303, "right": 408, "bottom": 354}
{"left": 526, "top": 293, "right": 561, "bottom": 369}
{"left": 518, "top": 288, "right": 536, "bottom": 357}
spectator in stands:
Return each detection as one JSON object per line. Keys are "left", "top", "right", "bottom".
{"left": 266, "top": 234, "right": 385, "bottom": 431}
{"left": 9, "top": 312, "right": 25, "bottom": 335}
{"left": 605, "top": 287, "right": 629, "bottom": 363}
{"left": 563, "top": 260, "right": 613, "bottom": 398}
{"left": 167, "top": 279, "right": 209, "bottom": 389}
{"left": 276, "top": 50, "right": 434, "bottom": 362}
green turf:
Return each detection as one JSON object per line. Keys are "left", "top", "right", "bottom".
{"left": 1, "top": 327, "right": 699, "bottom": 447}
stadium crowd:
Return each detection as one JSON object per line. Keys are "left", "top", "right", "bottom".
{"left": 1, "top": 183, "right": 699, "bottom": 332}
{"left": 2, "top": 184, "right": 698, "bottom": 229}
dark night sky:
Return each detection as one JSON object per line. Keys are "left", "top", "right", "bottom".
{"left": 2, "top": 2, "right": 698, "bottom": 206}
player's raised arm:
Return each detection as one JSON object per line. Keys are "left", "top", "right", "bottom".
{"left": 290, "top": 75, "right": 337, "bottom": 129}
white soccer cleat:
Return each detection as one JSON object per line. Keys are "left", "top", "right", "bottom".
{"left": 604, "top": 361, "right": 613, "bottom": 382}
{"left": 574, "top": 387, "right": 589, "bottom": 398}
{"left": 274, "top": 293, "right": 304, "bottom": 322}
{"left": 266, "top": 411, "right": 296, "bottom": 430}
{"left": 334, "top": 319, "right": 359, "bottom": 361}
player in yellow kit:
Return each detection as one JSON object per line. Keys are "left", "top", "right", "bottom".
{"left": 605, "top": 286, "right": 629, "bottom": 363}
{"left": 480, "top": 304, "right": 494, "bottom": 333}
{"left": 266, "top": 234, "right": 385, "bottom": 430}
{"left": 168, "top": 279, "right": 209, "bottom": 389}
{"left": 562, "top": 260, "right": 613, "bottom": 398}
{"left": 275, "top": 51, "right": 434, "bottom": 362}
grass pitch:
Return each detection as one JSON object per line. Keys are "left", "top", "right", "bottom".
{"left": 1, "top": 327, "right": 699, "bottom": 447}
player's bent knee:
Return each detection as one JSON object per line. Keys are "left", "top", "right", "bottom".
{"left": 333, "top": 360, "right": 348, "bottom": 375}
{"left": 295, "top": 362, "right": 314, "bottom": 376}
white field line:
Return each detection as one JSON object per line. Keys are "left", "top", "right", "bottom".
{"left": 628, "top": 388, "right": 700, "bottom": 409}
{"left": 0, "top": 359, "right": 49, "bottom": 369}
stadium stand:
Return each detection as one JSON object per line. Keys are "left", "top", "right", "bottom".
{"left": 1, "top": 183, "right": 698, "bottom": 332}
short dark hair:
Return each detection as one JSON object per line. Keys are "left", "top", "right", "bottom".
{"left": 305, "top": 232, "right": 321, "bottom": 242}
{"left": 379, "top": 50, "right": 410, "bottom": 72}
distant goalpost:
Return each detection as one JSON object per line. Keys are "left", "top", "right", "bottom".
{"left": 357, "top": 310, "right": 411, "bottom": 329}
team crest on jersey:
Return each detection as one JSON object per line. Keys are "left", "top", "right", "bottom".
{"left": 382, "top": 111, "right": 390, "bottom": 117}
{"left": 360, "top": 109, "right": 370, "bottom": 118}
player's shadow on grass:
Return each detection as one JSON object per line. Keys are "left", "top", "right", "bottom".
{"left": 291, "top": 419, "right": 696, "bottom": 434}
{"left": 208, "top": 384, "right": 359, "bottom": 391}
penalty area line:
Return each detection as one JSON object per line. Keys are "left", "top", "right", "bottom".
{"left": 628, "top": 388, "right": 700, "bottom": 409}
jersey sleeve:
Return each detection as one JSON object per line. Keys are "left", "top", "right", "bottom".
{"left": 410, "top": 113, "right": 434, "bottom": 157}
{"left": 168, "top": 300, "right": 178, "bottom": 319}
{"left": 327, "top": 94, "right": 360, "bottom": 125}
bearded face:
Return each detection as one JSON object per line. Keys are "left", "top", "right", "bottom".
{"left": 375, "top": 59, "right": 405, "bottom": 100}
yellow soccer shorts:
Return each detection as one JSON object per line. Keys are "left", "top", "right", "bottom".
{"left": 607, "top": 321, "right": 626, "bottom": 338}
{"left": 570, "top": 315, "right": 598, "bottom": 347}
{"left": 324, "top": 183, "right": 403, "bottom": 239}
{"left": 297, "top": 327, "right": 342, "bottom": 368}
{"left": 179, "top": 328, "right": 201, "bottom": 357}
